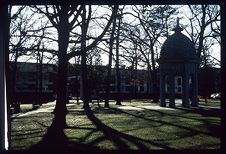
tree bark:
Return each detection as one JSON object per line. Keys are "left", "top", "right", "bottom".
{"left": 81, "top": 5, "right": 90, "bottom": 109}
{"left": 115, "top": 14, "right": 122, "bottom": 105}
{"left": 38, "top": 51, "right": 43, "bottom": 106}
{"left": 53, "top": 5, "right": 70, "bottom": 127}
{"left": 197, "top": 5, "right": 207, "bottom": 59}
{"left": 150, "top": 45, "right": 159, "bottom": 103}
{"left": 34, "top": 52, "right": 39, "bottom": 107}
{"left": 105, "top": 15, "right": 117, "bottom": 108}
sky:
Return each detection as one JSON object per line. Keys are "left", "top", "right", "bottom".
{"left": 11, "top": 5, "right": 221, "bottom": 68}
{"left": 98, "top": 5, "right": 220, "bottom": 68}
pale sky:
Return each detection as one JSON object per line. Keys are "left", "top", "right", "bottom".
{"left": 11, "top": 5, "right": 221, "bottom": 68}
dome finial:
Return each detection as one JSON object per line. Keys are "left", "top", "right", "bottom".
{"left": 173, "top": 17, "right": 183, "bottom": 33}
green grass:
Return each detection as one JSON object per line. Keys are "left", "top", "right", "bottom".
{"left": 199, "top": 99, "right": 221, "bottom": 107}
{"left": 14, "top": 101, "right": 56, "bottom": 113}
{"left": 10, "top": 100, "right": 221, "bottom": 150}
{"left": 18, "top": 104, "right": 34, "bottom": 113}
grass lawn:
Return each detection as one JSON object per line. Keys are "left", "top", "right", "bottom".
{"left": 198, "top": 98, "right": 221, "bottom": 107}
{"left": 10, "top": 100, "right": 221, "bottom": 150}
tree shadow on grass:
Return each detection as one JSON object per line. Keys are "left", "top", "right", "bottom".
{"left": 30, "top": 117, "right": 99, "bottom": 151}
{"left": 23, "top": 105, "right": 220, "bottom": 151}
{"left": 84, "top": 108, "right": 174, "bottom": 150}
{"left": 111, "top": 108, "right": 220, "bottom": 138}
{"left": 179, "top": 107, "right": 221, "bottom": 117}
{"left": 28, "top": 110, "right": 154, "bottom": 151}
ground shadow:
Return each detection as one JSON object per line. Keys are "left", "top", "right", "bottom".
{"left": 84, "top": 108, "right": 173, "bottom": 150}
{"left": 178, "top": 107, "right": 221, "bottom": 117}
{"left": 30, "top": 116, "right": 99, "bottom": 151}
{"left": 111, "top": 107, "right": 220, "bottom": 138}
{"left": 15, "top": 104, "right": 220, "bottom": 151}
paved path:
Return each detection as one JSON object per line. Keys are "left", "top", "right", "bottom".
{"left": 11, "top": 103, "right": 175, "bottom": 118}
{"left": 11, "top": 103, "right": 76, "bottom": 118}
{"left": 118, "top": 105, "right": 176, "bottom": 111}
{"left": 11, "top": 107, "right": 54, "bottom": 118}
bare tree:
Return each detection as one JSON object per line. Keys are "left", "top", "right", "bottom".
{"left": 9, "top": 6, "right": 44, "bottom": 110}
{"left": 80, "top": 5, "right": 91, "bottom": 109}
{"left": 30, "top": 5, "right": 118, "bottom": 125}
{"left": 115, "top": 6, "right": 124, "bottom": 105}
{"left": 183, "top": 5, "right": 220, "bottom": 67}
{"left": 104, "top": 7, "right": 118, "bottom": 108}
{"left": 123, "top": 5, "right": 177, "bottom": 102}
{"left": 182, "top": 5, "right": 220, "bottom": 103}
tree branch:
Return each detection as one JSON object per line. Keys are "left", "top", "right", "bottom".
{"left": 67, "top": 5, "right": 119, "bottom": 60}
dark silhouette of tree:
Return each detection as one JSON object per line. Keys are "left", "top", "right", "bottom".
{"left": 121, "top": 5, "right": 177, "bottom": 102}
{"left": 80, "top": 5, "right": 93, "bottom": 109}
{"left": 105, "top": 7, "right": 118, "bottom": 108}
{"left": 9, "top": 6, "right": 50, "bottom": 114}
{"left": 136, "top": 5, "right": 177, "bottom": 103}
{"left": 183, "top": 5, "right": 220, "bottom": 67}
{"left": 183, "top": 5, "right": 220, "bottom": 103}
{"left": 115, "top": 7, "right": 123, "bottom": 105}
{"left": 7, "top": 6, "right": 25, "bottom": 109}
{"left": 32, "top": 5, "right": 84, "bottom": 126}
{"left": 34, "top": 40, "right": 45, "bottom": 107}
{"left": 32, "top": 5, "right": 118, "bottom": 125}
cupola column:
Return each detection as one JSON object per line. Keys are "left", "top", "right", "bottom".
{"left": 169, "top": 73, "right": 175, "bottom": 108}
{"left": 182, "top": 72, "right": 190, "bottom": 108}
{"left": 160, "top": 73, "right": 166, "bottom": 107}
{"left": 191, "top": 66, "right": 198, "bottom": 107}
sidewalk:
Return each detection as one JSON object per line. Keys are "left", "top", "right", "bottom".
{"left": 11, "top": 103, "right": 76, "bottom": 118}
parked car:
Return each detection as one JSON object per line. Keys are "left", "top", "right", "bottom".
{"left": 210, "top": 93, "right": 221, "bottom": 99}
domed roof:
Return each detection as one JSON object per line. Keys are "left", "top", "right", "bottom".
{"left": 160, "top": 19, "right": 197, "bottom": 60}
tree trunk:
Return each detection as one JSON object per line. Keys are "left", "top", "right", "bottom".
{"left": 150, "top": 45, "right": 159, "bottom": 103}
{"left": 38, "top": 51, "right": 43, "bottom": 106}
{"left": 34, "top": 52, "right": 39, "bottom": 108}
{"left": 197, "top": 5, "right": 206, "bottom": 60}
{"left": 53, "top": 5, "right": 70, "bottom": 127}
{"left": 81, "top": 6, "right": 90, "bottom": 109}
{"left": 105, "top": 16, "right": 117, "bottom": 108}
{"left": 129, "top": 57, "right": 135, "bottom": 95}
{"left": 115, "top": 15, "right": 122, "bottom": 105}
{"left": 135, "top": 46, "right": 138, "bottom": 94}
{"left": 146, "top": 64, "right": 152, "bottom": 94}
